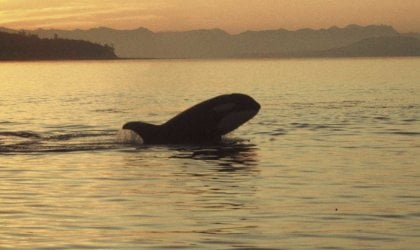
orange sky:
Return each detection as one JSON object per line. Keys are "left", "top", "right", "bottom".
{"left": 1, "top": 0, "right": 420, "bottom": 33}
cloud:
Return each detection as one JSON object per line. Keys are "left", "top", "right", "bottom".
{"left": 1, "top": 0, "right": 419, "bottom": 32}
{"left": 0, "top": 1, "right": 166, "bottom": 29}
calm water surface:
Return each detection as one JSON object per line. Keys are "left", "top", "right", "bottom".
{"left": 0, "top": 58, "right": 419, "bottom": 249}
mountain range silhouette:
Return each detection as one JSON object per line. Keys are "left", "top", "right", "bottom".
{"left": 1, "top": 24, "right": 420, "bottom": 59}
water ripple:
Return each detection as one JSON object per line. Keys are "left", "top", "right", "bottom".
{"left": 0, "top": 129, "right": 122, "bottom": 154}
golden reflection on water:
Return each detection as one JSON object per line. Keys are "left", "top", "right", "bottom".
{"left": 1, "top": 58, "right": 419, "bottom": 248}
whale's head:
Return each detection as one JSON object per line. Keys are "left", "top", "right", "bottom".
{"left": 122, "top": 121, "right": 160, "bottom": 144}
{"left": 212, "top": 93, "right": 261, "bottom": 135}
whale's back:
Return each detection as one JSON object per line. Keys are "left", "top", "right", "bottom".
{"left": 162, "top": 94, "right": 260, "bottom": 143}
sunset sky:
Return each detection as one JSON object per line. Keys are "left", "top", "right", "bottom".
{"left": 1, "top": 0, "right": 420, "bottom": 33}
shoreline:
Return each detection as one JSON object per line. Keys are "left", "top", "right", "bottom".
{"left": 1, "top": 55, "right": 420, "bottom": 62}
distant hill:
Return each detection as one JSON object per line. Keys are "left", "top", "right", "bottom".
{"left": 2, "top": 24, "right": 420, "bottom": 59}
{"left": 403, "top": 32, "right": 420, "bottom": 41}
{"left": 317, "top": 36, "right": 420, "bottom": 57}
{"left": 0, "top": 30, "right": 117, "bottom": 60}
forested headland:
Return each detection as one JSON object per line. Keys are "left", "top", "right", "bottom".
{"left": 0, "top": 30, "right": 117, "bottom": 60}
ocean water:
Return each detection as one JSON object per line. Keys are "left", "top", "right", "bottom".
{"left": 0, "top": 58, "right": 419, "bottom": 249}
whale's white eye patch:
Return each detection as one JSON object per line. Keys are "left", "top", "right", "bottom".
{"left": 212, "top": 102, "right": 236, "bottom": 112}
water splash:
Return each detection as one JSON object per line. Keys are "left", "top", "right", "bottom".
{"left": 116, "top": 129, "right": 144, "bottom": 145}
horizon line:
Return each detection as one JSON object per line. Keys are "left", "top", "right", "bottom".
{"left": 1, "top": 23, "right": 415, "bottom": 35}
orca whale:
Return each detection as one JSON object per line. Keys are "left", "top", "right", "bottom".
{"left": 122, "top": 93, "right": 260, "bottom": 144}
